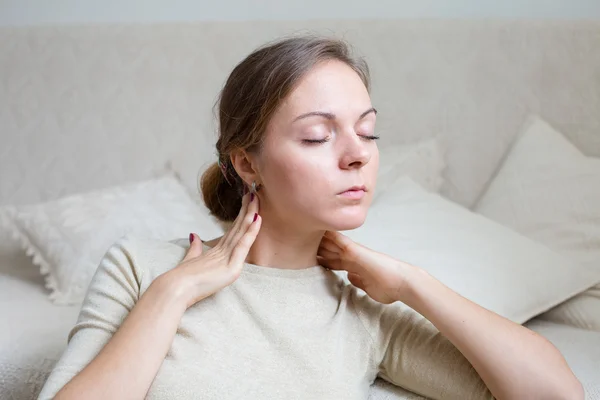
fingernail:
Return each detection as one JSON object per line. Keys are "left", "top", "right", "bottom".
{"left": 253, "top": 213, "right": 258, "bottom": 222}
{"left": 250, "top": 193, "right": 255, "bottom": 202}
{"left": 189, "top": 233, "right": 194, "bottom": 243}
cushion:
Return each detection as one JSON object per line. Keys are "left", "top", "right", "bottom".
{"left": 2, "top": 172, "right": 223, "bottom": 306}
{"left": 374, "top": 137, "right": 446, "bottom": 201}
{"left": 343, "top": 176, "right": 600, "bottom": 324}
{"left": 475, "top": 115, "right": 600, "bottom": 331}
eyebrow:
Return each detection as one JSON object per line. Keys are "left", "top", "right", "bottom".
{"left": 292, "top": 107, "right": 377, "bottom": 123}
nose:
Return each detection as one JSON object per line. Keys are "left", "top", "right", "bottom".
{"left": 338, "top": 131, "right": 371, "bottom": 170}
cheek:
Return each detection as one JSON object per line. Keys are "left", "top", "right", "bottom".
{"left": 264, "top": 152, "right": 335, "bottom": 205}
{"left": 261, "top": 150, "right": 373, "bottom": 230}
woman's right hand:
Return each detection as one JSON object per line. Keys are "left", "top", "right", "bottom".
{"left": 161, "top": 191, "right": 262, "bottom": 310}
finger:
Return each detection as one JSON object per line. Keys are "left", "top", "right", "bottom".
{"left": 317, "top": 256, "right": 343, "bottom": 271}
{"left": 230, "top": 212, "right": 262, "bottom": 268}
{"left": 323, "top": 230, "right": 340, "bottom": 240}
{"left": 181, "top": 233, "right": 203, "bottom": 262}
{"left": 347, "top": 272, "right": 366, "bottom": 290}
{"left": 228, "top": 192, "right": 260, "bottom": 250}
{"left": 221, "top": 191, "right": 252, "bottom": 249}
{"left": 325, "top": 230, "right": 352, "bottom": 252}
{"left": 318, "top": 237, "right": 340, "bottom": 254}
{"left": 317, "top": 247, "right": 338, "bottom": 260}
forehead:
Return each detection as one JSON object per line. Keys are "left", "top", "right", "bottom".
{"left": 277, "top": 59, "right": 371, "bottom": 117}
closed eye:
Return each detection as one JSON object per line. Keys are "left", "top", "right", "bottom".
{"left": 302, "top": 135, "right": 379, "bottom": 145}
{"left": 361, "top": 135, "right": 380, "bottom": 141}
{"left": 302, "top": 138, "right": 330, "bottom": 144}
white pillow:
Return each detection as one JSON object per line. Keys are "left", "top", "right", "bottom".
{"left": 343, "top": 176, "right": 600, "bottom": 324}
{"left": 374, "top": 137, "right": 446, "bottom": 201}
{"left": 3, "top": 172, "right": 223, "bottom": 306}
{"left": 475, "top": 115, "right": 600, "bottom": 331}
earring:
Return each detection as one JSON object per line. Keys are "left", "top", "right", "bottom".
{"left": 250, "top": 181, "right": 263, "bottom": 193}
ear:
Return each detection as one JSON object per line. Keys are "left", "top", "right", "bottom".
{"left": 230, "top": 148, "right": 260, "bottom": 186}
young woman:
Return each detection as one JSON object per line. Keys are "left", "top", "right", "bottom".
{"left": 39, "top": 35, "right": 582, "bottom": 400}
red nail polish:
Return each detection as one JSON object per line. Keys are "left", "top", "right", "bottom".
{"left": 250, "top": 193, "right": 255, "bottom": 202}
{"left": 253, "top": 213, "right": 258, "bottom": 222}
{"left": 189, "top": 233, "right": 194, "bottom": 243}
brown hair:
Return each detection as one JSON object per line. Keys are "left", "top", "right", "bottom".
{"left": 200, "top": 34, "right": 371, "bottom": 222}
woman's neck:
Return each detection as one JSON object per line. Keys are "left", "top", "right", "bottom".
{"left": 204, "top": 219, "right": 325, "bottom": 270}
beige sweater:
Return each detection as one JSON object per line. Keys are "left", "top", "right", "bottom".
{"left": 38, "top": 235, "right": 492, "bottom": 400}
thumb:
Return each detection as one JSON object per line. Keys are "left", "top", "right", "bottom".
{"left": 182, "top": 233, "right": 203, "bottom": 262}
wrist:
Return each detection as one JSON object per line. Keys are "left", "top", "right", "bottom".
{"left": 151, "top": 269, "right": 193, "bottom": 312}
{"left": 395, "top": 262, "right": 434, "bottom": 306}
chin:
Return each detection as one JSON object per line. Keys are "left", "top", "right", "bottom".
{"left": 324, "top": 208, "right": 369, "bottom": 232}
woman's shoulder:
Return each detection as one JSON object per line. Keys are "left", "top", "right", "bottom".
{"left": 110, "top": 233, "right": 189, "bottom": 259}
{"left": 104, "top": 234, "right": 191, "bottom": 289}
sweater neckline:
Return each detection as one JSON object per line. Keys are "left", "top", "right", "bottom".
{"left": 201, "top": 242, "right": 330, "bottom": 279}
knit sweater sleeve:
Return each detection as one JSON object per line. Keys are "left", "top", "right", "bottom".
{"left": 37, "top": 235, "right": 143, "bottom": 400}
{"left": 348, "top": 285, "right": 495, "bottom": 400}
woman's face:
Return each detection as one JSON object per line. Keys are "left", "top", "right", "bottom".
{"left": 255, "top": 59, "right": 379, "bottom": 232}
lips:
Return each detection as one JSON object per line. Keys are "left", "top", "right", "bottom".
{"left": 339, "top": 185, "right": 366, "bottom": 194}
{"left": 338, "top": 185, "right": 367, "bottom": 199}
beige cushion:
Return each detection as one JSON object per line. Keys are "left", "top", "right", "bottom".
{"left": 344, "top": 176, "right": 600, "bottom": 324}
{"left": 475, "top": 115, "right": 600, "bottom": 331}
{"left": 374, "top": 137, "right": 447, "bottom": 201}
{"left": 3, "top": 172, "right": 223, "bottom": 306}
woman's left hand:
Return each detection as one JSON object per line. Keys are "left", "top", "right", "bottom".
{"left": 317, "top": 230, "right": 416, "bottom": 304}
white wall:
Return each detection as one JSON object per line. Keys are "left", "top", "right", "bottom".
{"left": 1, "top": 0, "right": 599, "bottom": 26}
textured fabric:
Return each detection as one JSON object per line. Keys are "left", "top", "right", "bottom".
{"left": 4, "top": 265, "right": 598, "bottom": 400}
{"left": 475, "top": 115, "right": 600, "bottom": 331}
{"left": 37, "top": 234, "right": 493, "bottom": 400}
{"left": 0, "top": 20, "right": 599, "bottom": 212}
{"left": 344, "top": 177, "right": 600, "bottom": 324}
{"left": 2, "top": 172, "right": 223, "bottom": 306}
{"left": 0, "top": 254, "right": 424, "bottom": 400}
{"left": 0, "top": 255, "right": 80, "bottom": 400}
